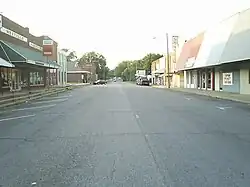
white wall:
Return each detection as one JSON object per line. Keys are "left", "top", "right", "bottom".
{"left": 184, "top": 71, "right": 187, "bottom": 88}
{"left": 57, "top": 51, "right": 67, "bottom": 86}
{"left": 159, "top": 57, "right": 166, "bottom": 69}
{"left": 240, "top": 69, "right": 250, "bottom": 94}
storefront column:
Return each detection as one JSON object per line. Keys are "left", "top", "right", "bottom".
{"left": 44, "top": 68, "right": 47, "bottom": 87}
{"left": 0, "top": 68, "right": 3, "bottom": 94}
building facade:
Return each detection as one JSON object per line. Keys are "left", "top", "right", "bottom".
{"left": 0, "top": 14, "right": 59, "bottom": 92}
{"left": 176, "top": 8, "right": 250, "bottom": 94}
{"left": 57, "top": 51, "right": 67, "bottom": 86}
{"left": 67, "top": 61, "right": 91, "bottom": 83}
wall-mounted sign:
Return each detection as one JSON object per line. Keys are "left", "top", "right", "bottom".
{"left": 29, "top": 42, "right": 43, "bottom": 51}
{"left": 185, "top": 57, "right": 195, "bottom": 68}
{"left": 42, "top": 38, "right": 53, "bottom": 56}
{"left": 223, "top": 72, "right": 233, "bottom": 85}
{"left": 136, "top": 70, "right": 146, "bottom": 76}
{"left": 0, "top": 27, "right": 28, "bottom": 42}
{"left": 0, "top": 15, "right": 2, "bottom": 28}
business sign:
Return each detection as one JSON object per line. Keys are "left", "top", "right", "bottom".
{"left": 43, "top": 38, "right": 53, "bottom": 56}
{"left": 0, "top": 27, "right": 28, "bottom": 42}
{"left": 29, "top": 42, "right": 42, "bottom": 51}
{"left": 136, "top": 70, "right": 146, "bottom": 76}
{"left": 223, "top": 72, "right": 233, "bottom": 85}
{"left": 0, "top": 15, "right": 2, "bottom": 28}
{"left": 172, "top": 36, "right": 179, "bottom": 64}
{"left": 172, "top": 36, "right": 179, "bottom": 52}
{"left": 185, "top": 57, "right": 195, "bottom": 68}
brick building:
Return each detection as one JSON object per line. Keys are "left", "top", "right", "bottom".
{"left": 0, "top": 14, "right": 59, "bottom": 93}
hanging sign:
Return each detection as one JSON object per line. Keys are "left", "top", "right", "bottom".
{"left": 43, "top": 37, "right": 53, "bottom": 56}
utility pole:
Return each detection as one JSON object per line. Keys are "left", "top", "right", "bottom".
{"left": 166, "top": 33, "right": 171, "bottom": 88}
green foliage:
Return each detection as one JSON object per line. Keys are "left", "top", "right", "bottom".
{"left": 61, "top": 48, "right": 77, "bottom": 62}
{"left": 114, "top": 53, "right": 162, "bottom": 81}
{"left": 78, "top": 51, "right": 108, "bottom": 80}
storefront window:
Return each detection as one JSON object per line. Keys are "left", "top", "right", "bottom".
{"left": 249, "top": 70, "right": 250, "bottom": 84}
{"left": 1, "top": 68, "right": 9, "bottom": 87}
{"left": 30, "top": 71, "right": 44, "bottom": 86}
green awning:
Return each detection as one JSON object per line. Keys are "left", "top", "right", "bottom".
{"left": 0, "top": 57, "right": 15, "bottom": 67}
{"left": 0, "top": 40, "right": 60, "bottom": 69}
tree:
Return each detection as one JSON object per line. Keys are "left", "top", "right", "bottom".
{"left": 61, "top": 48, "right": 77, "bottom": 62}
{"left": 114, "top": 53, "right": 163, "bottom": 81}
{"left": 141, "top": 53, "right": 163, "bottom": 71}
{"left": 78, "top": 51, "right": 107, "bottom": 80}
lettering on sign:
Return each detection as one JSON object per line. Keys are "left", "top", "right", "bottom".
{"left": 43, "top": 39, "right": 53, "bottom": 45}
{"left": 0, "top": 15, "right": 2, "bottom": 28}
{"left": 172, "top": 36, "right": 179, "bottom": 52}
{"left": 0, "top": 27, "right": 28, "bottom": 42}
{"left": 29, "top": 42, "right": 43, "bottom": 51}
{"left": 223, "top": 72, "right": 233, "bottom": 85}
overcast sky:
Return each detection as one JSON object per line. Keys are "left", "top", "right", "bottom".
{"left": 2, "top": 0, "right": 250, "bottom": 68}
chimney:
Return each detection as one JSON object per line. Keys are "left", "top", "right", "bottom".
{"left": 24, "top": 27, "right": 29, "bottom": 33}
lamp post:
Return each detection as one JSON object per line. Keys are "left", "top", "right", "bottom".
{"left": 166, "top": 33, "right": 171, "bottom": 88}
{"left": 152, "top": 34, "right": 171, "bottom": 88}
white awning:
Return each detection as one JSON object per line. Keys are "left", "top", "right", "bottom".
{"left": 0, "top": 57, "right": 15, "bottom": 68}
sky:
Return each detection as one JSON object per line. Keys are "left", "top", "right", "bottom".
{"left": 1, "top": 0, "right": 250, "bottom": 69}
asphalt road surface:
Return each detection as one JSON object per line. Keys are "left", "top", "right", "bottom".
{"left": 1, "top": 82, "right": 250, "bottom": 187}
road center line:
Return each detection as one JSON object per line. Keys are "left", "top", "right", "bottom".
{"left": 0, "top": 114, "right": 36, "bottom": 122}
{"left": 11, "top": 104, "right": 56, "bottom": 112}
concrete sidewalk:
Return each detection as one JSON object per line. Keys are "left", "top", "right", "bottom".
{"left": 152, "top": 85, "right": 250, "bottom": 104}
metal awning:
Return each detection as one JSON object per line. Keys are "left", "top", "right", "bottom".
{"left": 0, "top": 40, "right": 60, "bottom": 69}
{"left": 67, "top": 70, "right": 90, "bottom": 74}
{"left": 0, "top": 57, "right": 15, "bottom": 67}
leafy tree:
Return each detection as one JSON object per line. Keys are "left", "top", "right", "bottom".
{"left": 141, "top": 53, "right": 163, "bottom": 71}
{"left": 78, "top": 51, "right": 107, "bottom": 80}
{"left": 114, "top": 53, "right": 162, "bottom": 81}
{"left": 61, "top": 48, "right": 77, "bottom": 62}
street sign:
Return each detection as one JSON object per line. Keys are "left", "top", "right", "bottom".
{"left": 43, "top": 37, "right": 53, "bottom": 56}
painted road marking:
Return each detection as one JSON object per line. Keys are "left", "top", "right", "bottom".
{"left": 0, "top": 114, "right": 36, "bottom": 122}
{"left": 30, "top": 98, "right": 68, "bottom": 105}
{"left": 216, "top": 106, "right": 232, "bottom": 110}
{"left": 11, "top": 104, "right": 56, "bottom": 112}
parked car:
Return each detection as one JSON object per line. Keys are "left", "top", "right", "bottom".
{"left": 137, "top": 77, "right": 150, "bottom": 86}
{"left": 93, "top": 80, "right": 107, "bottom": 85}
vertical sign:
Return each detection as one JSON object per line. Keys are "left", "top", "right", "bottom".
{"left": 0, "top": 15, "right": 2, "bottom": 28}
{"left": 43, "top": 37, "right": 53, "bottom": 56}
{"left": 172, "top": 36, "right": 179, "bottom": 64}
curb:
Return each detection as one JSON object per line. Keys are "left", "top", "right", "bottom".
{"left": 0, "top": 88, "right": 68, "bottom": 109}
{"left": 0, "top": 84, "right": 91, "bottom": 109}
{"left": 152, "top": 86, "right": 250, "bottom": 104}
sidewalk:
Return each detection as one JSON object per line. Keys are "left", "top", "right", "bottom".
{"left": 152, "top": 85, "right": 250, "bottom": 104}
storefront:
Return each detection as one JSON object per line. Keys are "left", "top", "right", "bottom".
{"left": 0, "top": 40, "right": 60, "bottom": 92}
